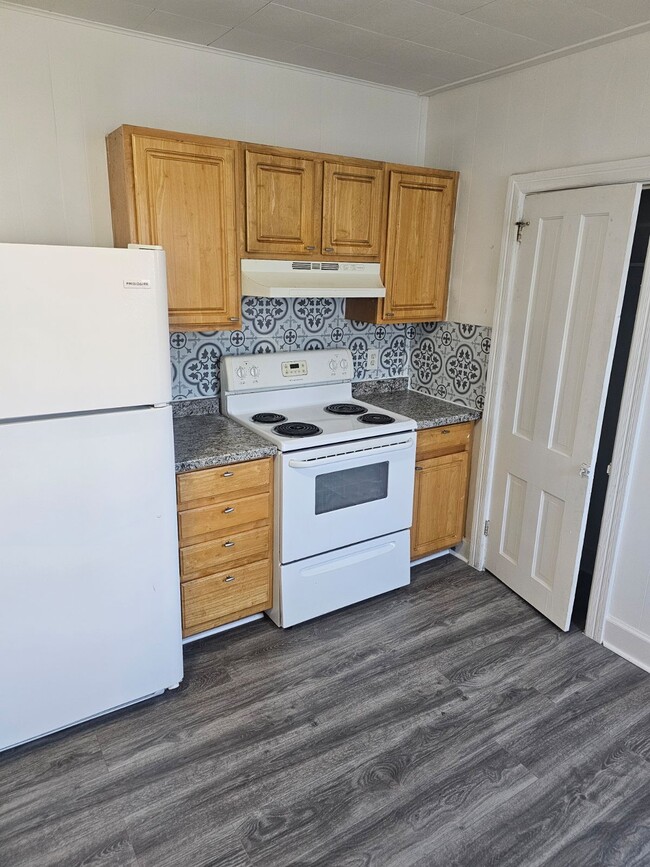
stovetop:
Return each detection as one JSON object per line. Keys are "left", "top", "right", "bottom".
{"left": 226, "top": 397, "right": 414, "bottom": 451}
{"left": 220, "top": 348, "right": 416, "bottom": 451}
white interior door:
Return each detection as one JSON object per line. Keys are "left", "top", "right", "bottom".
{"left": 486, "top": 183, "right": 640, "bottom": 630}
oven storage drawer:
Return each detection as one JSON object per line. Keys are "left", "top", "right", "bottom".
{"left": 275, "top": 530, "right": 410, "bottom": 628}
{"left": 180, "top": 525, "right": 273, "bottom": 582}
{"left": 181, "top": 559, "right": 272, "bottom": 635}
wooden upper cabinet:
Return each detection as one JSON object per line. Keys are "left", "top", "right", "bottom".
{"left": 321, "top": 161, "right": 384, "bottom": 258}
{"left": 382, "top": 169, "right": 457, "bottom": 322}
{"left": 106, "top": 126, "right": 241, "bottom": 331}
{"left": 245, "top": 150, "right": 320, "bottom": 256}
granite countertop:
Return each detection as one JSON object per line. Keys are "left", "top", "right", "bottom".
{"left": 357, "top": 389, "right": 482, "bottom": 430}
{"left": 173, "top": 414, "right": 277, "bottom": 473}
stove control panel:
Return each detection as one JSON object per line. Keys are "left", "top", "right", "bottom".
{"left": 221, "top": 348, "right": 353, "bottom": 393}
{"left": 282, "top": 360, "right": 308, "bottom": 377}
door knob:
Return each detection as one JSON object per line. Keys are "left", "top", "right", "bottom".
{"left": 579, "top": 463, "right": 591, "bottom": 478}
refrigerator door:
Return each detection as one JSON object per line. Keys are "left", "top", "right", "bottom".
{"left": 0, "top": 406, "right": 183, "bottom": 751}
{"left": 0, "top": 244, "right": 171, "bottom": 420}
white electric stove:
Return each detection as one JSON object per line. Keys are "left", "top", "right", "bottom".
{"left": 221, "top": 349, "right": 416, "bottom": 628}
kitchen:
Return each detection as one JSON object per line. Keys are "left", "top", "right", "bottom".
{"left": 1, "top": 1, "right": 642, "bottom": 863}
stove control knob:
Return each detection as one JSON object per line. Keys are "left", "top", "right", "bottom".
{"left": 329, "top": 359, "right": 338, "bottom": 371}
{"left": 236, "top": 365, "right": 246, "bottom": 379}
{"left": 250, "top": 365, "right": 260, "bottom": 378}
{"left": 340, "top": 357, "right": 348, "bottom": 370}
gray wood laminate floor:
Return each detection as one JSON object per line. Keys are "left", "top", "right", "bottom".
{"left": 2, "top": 556, "right": 649, "bottom": 867}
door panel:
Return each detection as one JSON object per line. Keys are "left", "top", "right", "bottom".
{"left": 245, "top": 150, "right": 320, "bottom": 255}
{"left": 487, "top": 184, "right": 641, "bottom": 630}
{"left": 383, "top": 171, "right": 456, "bottom": 322}
{"left": 321, "top": 161, "right": 384, "bottom": 258}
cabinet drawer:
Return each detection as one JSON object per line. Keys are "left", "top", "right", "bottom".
{"left": 182, "top": 559, "right": 272, "bottom": 634}
{"left": 416, "top": 422, "right": 473, "bottom": 459}
{"left": 178, "top": 492, "right": 271, "bottom": 543}
{"left": 177, "top": 458, "right": 272, "bottom": 507}
{"left": 180, "top": 525, "right": 272, "bottom": 581}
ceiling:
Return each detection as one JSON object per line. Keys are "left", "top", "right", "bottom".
{"left": 9, "top": 0, "right": 650, "bottom": 94}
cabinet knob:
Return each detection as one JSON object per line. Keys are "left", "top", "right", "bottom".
{"left": 224, "top": 506, "right": 235, "bottom": 514}
{"left": 223, "top": 471, "right": 234, "bottom": 477}
{"left": 324, "top": 247, "right": 334, "bottom": 253}
{"left": 415, "top": 466, "right": 423, "bottom": 471}
{"left": 223, "top": 541, "right": 235, "bottom": 548}
{"left": 229, "top": 317, "right": 239, "bottom": 322}
{"left": 384, "top": 312, "right": 394, "bottom": 318}
{"left": 441, "top": 429, "right": 450, "bottom": 435}
{"left": 224, "top": 575, "right": 236, "bottom": 583}
{"left": 304, "top": 245, "right": 316, "bottom": 251}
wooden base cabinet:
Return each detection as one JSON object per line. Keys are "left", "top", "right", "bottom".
{"left": 176, "top": 457, "right": 273, "bottom": 638}
{"left": 411, "top": 423, "right": 473, "bottom": 560}
{"left": 106, "top": 125, "right": 241, "bottom": 332}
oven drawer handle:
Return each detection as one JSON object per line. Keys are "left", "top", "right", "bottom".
{"left": 287, "top": 438, "right": 414, "bottom": 469}
{"left": 300, "top": 541, "right": 396, "bottom": 577}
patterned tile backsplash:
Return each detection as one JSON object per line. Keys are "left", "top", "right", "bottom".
{"left": 409, "top": 321, "right": 491, "bottom": 411}
{"left": 169, "top": 296, "right": 490, "bottom": 411}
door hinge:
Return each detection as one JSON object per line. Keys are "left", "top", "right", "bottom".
{"left": 484, "top": 520, "right": 490, "bottom": 537}
{"left": 515, "top": 219, "right": 530, "bottom": 243}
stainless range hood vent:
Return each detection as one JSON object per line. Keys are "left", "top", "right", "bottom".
{"left": 242, "top": 259, "right": 385, "bottom": 299}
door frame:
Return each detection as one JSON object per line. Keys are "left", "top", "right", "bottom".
{"left": 470, "top": 155, "right": 650, "bottom": 642}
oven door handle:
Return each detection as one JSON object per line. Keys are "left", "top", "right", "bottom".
{"left": 300, "top": 541, "right": 397, "bottom": 577}
{"left": 287, "top": 438, "right": 415, "bottom": 469}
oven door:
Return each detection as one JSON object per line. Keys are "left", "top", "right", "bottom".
{"left": 279, "top": 432, "right": 416, "bottom": 563}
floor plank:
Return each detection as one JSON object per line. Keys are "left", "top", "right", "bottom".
{"left": 1, "top": 556, "right": 649, "bottom": 867}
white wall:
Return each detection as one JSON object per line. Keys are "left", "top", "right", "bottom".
{"left": 425, "top": 29, "right": 650, "bottom": 326}
{"left": 602, "top": 358, "right": 650, "bottom": 673}
{"left": 0, "top": 4, "right": 424, "bottom": 248}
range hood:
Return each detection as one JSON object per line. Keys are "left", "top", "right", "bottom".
{"left": 241, "top": 259, "right": 385, "bottom": 298}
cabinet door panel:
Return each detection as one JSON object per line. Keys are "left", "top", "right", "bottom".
{"left": 130, "top": 135, "right": 240, "bottom": 330}
{"left": 411, "top": 451, "right": 469, "bottom": 559}
{"left": 383, "top": 171, "right": 456, "bottom": 323}
{"left": 322, "top": 161, "right": 384, "bottom": 258}
{"left": 245, "top": 150, "right": 319, "bottom": 255}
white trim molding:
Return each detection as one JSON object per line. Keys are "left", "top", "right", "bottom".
{"left": 471, "top": 153, "right": 650, "bottom": 645}
{"left": 603, "top": 616, "right": 650, "bottom": 674}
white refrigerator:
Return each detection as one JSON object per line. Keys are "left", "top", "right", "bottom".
{"left": 0, "top": 243, "right": 183, "bottom": 752}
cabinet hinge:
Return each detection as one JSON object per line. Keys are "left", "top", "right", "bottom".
{"left": 484, "top": 520, "right": 490, "bottom": 537}
{"left": 515, "top": 220, "right": 530, "bottom": 243}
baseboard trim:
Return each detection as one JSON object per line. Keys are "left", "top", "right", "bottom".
{"left": 603, "top": 615, "right": 650, "bottom": 674}
{"left": 182, "top": 613, "right": 264, "bottom": 645}
{"left": 411, "top": 549, "right": 451, "bottom": 567}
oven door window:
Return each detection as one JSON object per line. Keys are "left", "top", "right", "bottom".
{"left": 314, "top": 461, "right": 389, "bottom": 515}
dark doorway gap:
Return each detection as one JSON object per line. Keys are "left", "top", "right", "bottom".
{"left": 572, "top": 188, "right": 650, "bottom": 628}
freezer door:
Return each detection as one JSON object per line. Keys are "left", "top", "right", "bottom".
{"left": 0, "top": 244, "right": 171, "bottom": 419}
{"left": 0, "top": 406, "right": 183, "bottom": 751}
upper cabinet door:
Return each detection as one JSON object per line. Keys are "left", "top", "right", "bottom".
{"left": 321, "top": 161, "right": 384, "bottom": 259}
{"left": 245, "top": 150, "right": 320, "bottom": 256}
{"left": 107, "top": 127, "right": 241, "bottom": 331}
{"left": 382, "top": 170, "right": 457, "bottom": 322}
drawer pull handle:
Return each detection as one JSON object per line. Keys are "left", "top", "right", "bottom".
{"left": 223, "top": 471, "right": 234, "bottom": 477}
{"left": 441, "top": 429, "right": 450, "bottom": 434}
{"left": 415, "top": 465, "right": 423, "bottom": 471}
{"left": 224, "top": 575, "right": 236, "bottom": 583}
{"left": 224, "top": 507, "right": 235, "bottom": 514}
{"left": 305, "top": 245, "right": 316, "bottom": 251}
{"left": 384, "top": 312, "right": 394, "bottom": 318}
{"left": 224, "top": 541, "right": 235, "bottom": 548}
{"left": 228, "top": 317, "right": 239, "bottom": 322}
{"left": 324, "top": 247, "right": 334, "bottom": 253}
